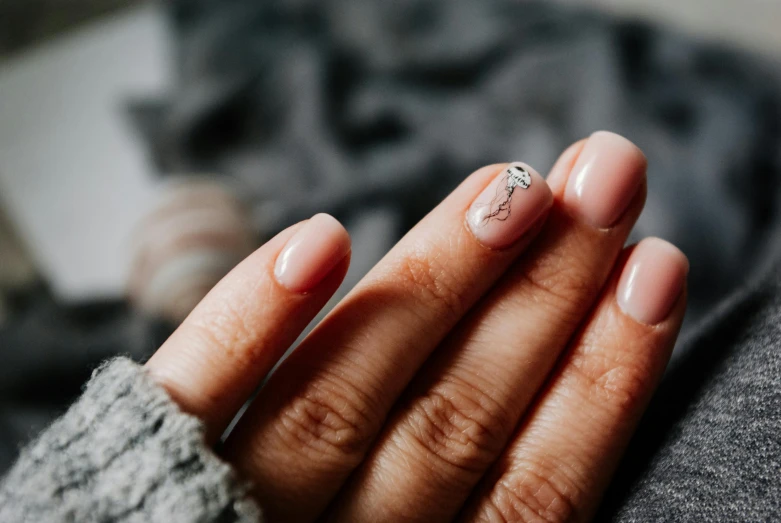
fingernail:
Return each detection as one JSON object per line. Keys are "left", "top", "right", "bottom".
{"left": 546, "top": 139, "right": 587, "bottom": 192}
{"left": 467, "top": 162, "right": 553, "bottom": 249}
{"left": 564, "top": 131, "right": 646, "bottom": 228}
{"left": 617, "top": 238, "right": 689, "bottom": 325}
{"left": 274, "top": 214, "right": 351, "bottom": 293}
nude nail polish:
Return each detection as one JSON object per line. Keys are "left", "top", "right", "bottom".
{"left": 617, "top": 238, "right": 689, "bottom": 325}
{"left": 274, "top": 214, "right": 351, "bottom": 293}
{"left": 564, "top": 131, "right": 646, "bottom": 228}
{"left": 467, "top": 162, "right": 553, "bottom": 249}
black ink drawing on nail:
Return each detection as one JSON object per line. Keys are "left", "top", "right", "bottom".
{"left": 480, "top": 164, "right": 532, "bottom": 224}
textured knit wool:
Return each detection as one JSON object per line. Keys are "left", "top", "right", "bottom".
{"left": 0, "top": 359, "right": 262, "bottom": 523}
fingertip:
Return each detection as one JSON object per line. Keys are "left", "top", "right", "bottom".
{"left": 274, "top": 213, "right": 352, "bottom": 293}
{"left": 313, "top": 212, "right": 352, "bottom": 252}
{"left": 617, "top": 237, "right": 689, "bottom": 326}
{"left": 466, "top": 162, "right": 553, "bottom": 250}
{"left": 590, "top": 130, "right": 648, "bottom": 165}
{"left": 563, "top": 131, "right": 647, "bottom": 229}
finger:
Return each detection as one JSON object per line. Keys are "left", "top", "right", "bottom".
{"left": 464, "top": 238, "right": 688, "bottom": 522}
{"left": 327, "top": 132, "right": 647, "bottom": 521}
{"left": 224, "top": 162, "right": 554, "bottom": 521}
{"left": 145, "top": 214, "right": 351, "bottom": 438}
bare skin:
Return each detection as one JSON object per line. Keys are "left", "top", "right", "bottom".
{"left": 146, "top": 131, "right": 688, "bottom": 522}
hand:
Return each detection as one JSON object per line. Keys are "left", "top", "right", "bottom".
{"left": 146, "top": 131, "right": 688, "bottom": 522}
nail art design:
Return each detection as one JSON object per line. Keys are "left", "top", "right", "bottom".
{"left": 467, "top": 162, "right": 550, "bottom": 249}
{"left": 478, "top": 164, "right": 532, "bottom": 224}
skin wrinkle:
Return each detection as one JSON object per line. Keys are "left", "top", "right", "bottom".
{"left": 404, "top": 382, "right": 511, "bottom": 473}
{"left": 495, "top": 449, "right": 588, "bottom": 521}
{"left": 260, "top": 354, "right": 390, "bottom": 464}
{"left": 488, "top": 472, "right": 577, "bottom": 523}
{"left": 396, "top": 252, "right": 468, "bottom": 323}
{"left": 508, "top": 226, "right": 615, "bottom": 311}
{"left": 276, "top": 388, "right": 372, "bottom": 459}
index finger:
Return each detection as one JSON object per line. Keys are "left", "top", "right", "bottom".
{"left": 145, "top": 214, "right": 351, "bottom": 440}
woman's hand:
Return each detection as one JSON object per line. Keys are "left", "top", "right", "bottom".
{"left": 146, "top": 131, "right": 688, "bottom": 522}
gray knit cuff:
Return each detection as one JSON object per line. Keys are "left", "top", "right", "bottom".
{"left": 0, "top": 357, "right": 262, "bottom": 523}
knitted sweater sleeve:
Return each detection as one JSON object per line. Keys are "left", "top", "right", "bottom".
{"left": 0, "top": 358, "right": 263, "bottom": 523}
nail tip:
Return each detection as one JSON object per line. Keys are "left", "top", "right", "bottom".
{"left": 645, "top": 237, "right": 690, "bottom": 272}
{"left": 564, "top": 131, "right": 647, "bottom": 228}
{"left": 273, "top": 213, "right": 352, "bottom": 293}
{"left": 618, "top": 237, "right": 688, "bottom": 325}
{"left": 315, "top": 213, "right": 352, "bottom": 250}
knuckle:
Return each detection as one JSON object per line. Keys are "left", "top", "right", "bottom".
{"left": 569, "top": 347, "right": 654, "bottom": 418}
{"left": 189, "top": 299, "right": 257, "bottom": 361}
{"left": 487, "top": 461, "right": 582, "bottom": 523}
{"left": 404, "top": 381, "right": 512, "bottom": 475}
{"left": 276, "top": 375, "right": 378, "bottom": 462}
{"left": 395, "top": 247, "right": 466, "bottom": 320}
{"left": 517, "top": 255, "right": 602, "bottom": 324}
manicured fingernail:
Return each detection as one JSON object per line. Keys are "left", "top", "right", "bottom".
{"left": 274, "top": 214, "right": 351, "bottom": 293}
{"left": 467, "top": 162, "right": 553, "bottom": 249}
{"left": 564, "top": 131, "right": 646, "bottom": 228}
{"left": 617, "top": 238, "right": 689, "bottom": 325}
{"left": 546, "top": 139, "right": 587, "bottom": 191}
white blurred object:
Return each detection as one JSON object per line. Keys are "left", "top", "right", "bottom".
{"left": 128, "top": 179, "right": 255, "bottom": 323}
{"left": 0, "top": 3, "right": 172, "bottom": 302}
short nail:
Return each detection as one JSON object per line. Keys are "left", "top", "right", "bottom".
{"left": 274, "top": 214, "right": 351, "bottom": 293}
{"left": 617, "top": 238, "right": 689, "bottom": 325}
{"left": 564, "top": 131, "right": 646, "bottom": 228}
{"left": 467, "top": 162, "right": 553, "bottom": 249}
